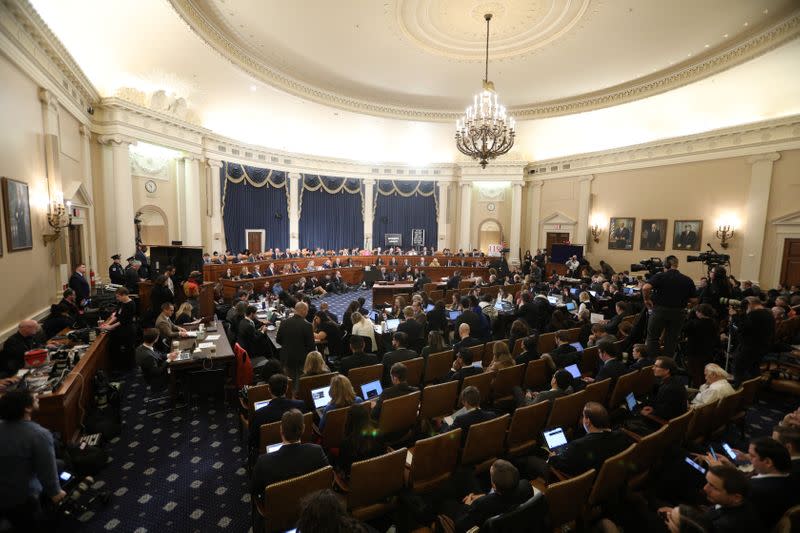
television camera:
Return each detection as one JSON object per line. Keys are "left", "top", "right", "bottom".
{"left": 630, "top": 257, "right": 664, "bottom": 278}
{"left": 687, "top": 244, "right": 730, "bottom": 271}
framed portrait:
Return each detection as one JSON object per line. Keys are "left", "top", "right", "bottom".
{"left": 640, "top": 219, "right": 667, "bottom": 251}
{"left": 2, "top": 177, "right": 33, "bottom": 252}
{"left": 673, "top": 220, "right": 703, "bottom": 251}
{"left": 608, "top": 217, "right": 635, "bottom": 250}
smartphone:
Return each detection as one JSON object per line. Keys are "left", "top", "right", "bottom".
{"left": 721, "top": 442, "right": 738, "bottom": 461}
{"left": 684, "top": 456, "right": 707, "bottom": 475}
{"left": 709, "top": 446, "right": 717, "bottom": 461}
{"left": 59, "top": 471, "right": 73, "bottom": 483}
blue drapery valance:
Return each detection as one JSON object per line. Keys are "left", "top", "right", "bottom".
{"left": 373, "top": 180, "right": 438, "bottom": 249}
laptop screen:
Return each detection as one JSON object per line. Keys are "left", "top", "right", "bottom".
{"left": 589, "top": 290, "right": 598, "bottom": 298}
{"left": 569, "top": 342, "right": 584, "bottom": 352}
{"left": 565, "top": 302, "right": 577, "bottom": 311}
{"left": 624, "top": 287, "right": 634, "bottom": 296}
{"left": 570, "top": 288, "right": 579, "bottom": 296}
{"left": 625, "top": 392, "right": 637, "bottom": 411}
{"left": 266, "top": 443, "right": 283, "bottom": 454}
{"left": 448, "top": 310, "right": 462, "bottom": 321}
{"left": 425, "top": 304, "right": 434, "bottom": 312}
{"left": 385, "top": 318, "right": 400, "bottom": 331}
{"left": 547, "top": 296, "right": 559, "bottom": 305}
{"left": 360, "top": 380, "right": 383, "bottom": 400}
{"left": 543, "top": 427, "right": 568, "bottom": 450}
{"left": 368, "top": 310, "right": 379, "bottom": 322}
{"left": 253, "top": 399, "right": 270, "bottom": 411}
{"left": 564, "top": 364, "right": 581, "bottom": 379}
{"left": 311, "top": 386, "right": 332, "bottom": 409}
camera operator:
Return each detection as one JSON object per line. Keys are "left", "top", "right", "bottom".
{"left": 0, "top": 390, "right": 66, "bottom": 531}
{"left": 729, "top": 296, "right": 775, "bottom": 386}
{"left": 699, "top": 266, "right": 732, "bottom": 319}
{"left": 642, "top": 256, "right": 698, "bottom": 357}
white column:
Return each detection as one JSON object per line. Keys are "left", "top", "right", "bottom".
{"left": 458, "top": 182, "right": 472, "bottom": 250}
{"left": 528, "top": 181, "right": 543, "bottom": 253}
{"left": 181, "top": 156, "right": 202, "bottom": 246}
{"left": 437, "top": 182, "right": 449, "bottom": 251}
{"left": 79, "top": 124, "right": 98, "bottom": 276}
{"left": 740, "top": 153, "right": 780, "bottom": 282}
{"left": 363, "top": 179, "right": 375, "bottom": 250}
{"left": 98, "top": 135, "right": 137, "bottom": 259}
{"left": 509, "top": 182, "right": 523, "bottom": 265}
{"left": 288, "top": 172, "right": 301, "bottom": 250}
{"left": 207, "top": 159, "right": 224, "bottom": 253}
{"left": 575, "top": 175, "right": 594, "bottom": 246}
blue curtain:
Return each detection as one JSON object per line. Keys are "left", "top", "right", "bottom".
{"left": 299, "top": 189, "right": 363, "bottom": 250}
{"left": 221, "top": 163, "right": 288, "bottom": 252}
{"left": 373, "top": 191, "right": 437, "bottom": 249}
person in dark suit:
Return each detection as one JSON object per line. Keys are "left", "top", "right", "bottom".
{"left": 124, "top": 260, "right": 142, "bottom": 294}
{"left": 108, "top": 254, "right": 125, "bottom": 285}
{"left": 445, "top": 348, "right": 483, "bottom": 385}
{"left": 397, "top": 306, "right": 423, "bottom": 345}
{"left": 456, "top": 297, "right": 484, "bottom": 339}
{"left": 338, "top": 336, "right": 379, "bottom": 376}
{"left": 42, "top": 304, "right": 74, "bottom": 340}
{"left": 513, "top": 369, "right": 572, "bottom": 408}
{"left": 582, "top": 340, "right": 628, "bottom": 385}
{"left": 149, "top": 274, "right": 174, "bottom": 317}
{"left": 743, "top": 437, "right": 798, "bottom": 529}
{"left": 370, "top": 363, "right": 418, "bottom": 421}
{"left": 135, "top": 328, "right": 177, "bottom": 389}
{"left": 628, "top": 343, "right": 655, "bottom": 371}
{"left": 58, "top": 288, "right": 81, "bottom": 322}
{"left": 639, "top": 356, "right": 687, "bottom": 421}
{"left": 250, "top": 409, "right": 329, "bottom": 503}
{"left": 604, "top": 302, "right": 629, "bottom": 335}
{"left": 676, "top": 224, "right": 698, "bottom": 249}
{"left": 380, "top": 332, "right": 417, "bottom": 386}
{"left": 0, "top": 321, "right": 44, "bottom": 377}
{"left": 441, "top": 459, "right": 533, "bottom": 533}
{"left": 542, "top": 330, "right": 579, "bottom": 371}
{"left": 276, "top": 302, "right": 315, "bottom": 382}
{"left": 514, "top": 292, "right": 539, "bottom": 330}
{"left": 446, "top": 271, "right": 461, "bottom": 290}
{"left": 772, "top": 425, "right": 800, "bottom": 476}
{"left": 135, "top": 245, "right": 150, "bottom": 278}
{"left": 248, "top": 374, "right": 306, "bottom": 452}
{"left": 441, "top": 386, "right": 497, "bottom": 445}
{"left": 453, "top": 323, "right": 481, "bottom": 354}
{"left": 68, "top": 264, "right": 90, "bottom": 304}
{"left": 413, "top": 270, "right": 431, "bottom": 292}
{"left": 238, "top": 306, "right": 270, "bottom": 360}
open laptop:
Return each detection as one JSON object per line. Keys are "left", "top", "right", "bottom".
{"left": 253, "top": 399, "right": 271, "bottom": 411}
{"left": 565, "top": 301, "right": 577, "bottom": 312}
{"left": 564, "top": 364, "right": 581, "bottom": 379}
{"left": 425, "top": 304, "right": 435, "bottom": 312}
{"left": 384, "top": 318, "right": 401, "bottom": 332}
{"left": 625, "top": 392, "right": 640, "bottom": 412}
{"left": 266, "top": 443, "right": 283, "bottom": 454}
{"left": 310, "top": 385, "right": 332, "bottom": 413}
{"left": 569, "top": 342, "right": 584, "bottom": 352}
{"left": 589, "top": 290, "right": 598, "bottom": 298}
{"left": 368, "top": 310, "right": 379, "bottom": 322}
{"left": 547, "top": 296, "right": 559, "bottom": 305}
{"left": 570, "top": 288, "right": 580, "bottom": 296}
{"left": 448, "top": 310, "right": 462, "bottom": 321}
{"left": 360, "top": 380, "right": 383, "bottom": 400}
{"left": 542, "top": 427, "right": 569, "bottom": 452}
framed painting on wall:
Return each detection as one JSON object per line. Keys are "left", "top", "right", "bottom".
{"left": 608, "top": 217, "right": 635, "bottom": 250}
{"left": 2, "top": 177, "right": 33, "bottom": 252}
{"left": 640, "top": 219, "right": 667, "bottom": 251}
{"left": 673, "top": 220, "right": 702, "bottom": 251}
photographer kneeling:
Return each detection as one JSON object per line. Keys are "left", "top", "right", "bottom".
{"left": 0, "top": 390, "right": 66, "bottom": 531}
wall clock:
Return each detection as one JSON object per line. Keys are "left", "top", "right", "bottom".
{"left": 145, "top": 180, "right": 157, "bottom": 193}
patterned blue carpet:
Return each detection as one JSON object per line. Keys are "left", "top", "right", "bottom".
{"left": 73, "top": 288, "right": 798, "bottom": 532}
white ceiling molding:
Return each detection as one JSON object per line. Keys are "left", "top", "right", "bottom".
{"left": 525, "top": 114, "right": 800, "bottom": 181}
{"left": 167, "top": 0, "right": 800, "bottom": 122}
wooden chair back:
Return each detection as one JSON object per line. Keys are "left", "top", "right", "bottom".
{"left": 428, "top": 289, "right": 444, "bottom": 302}
{"left": 523, "top": 359, "right": 549, "bottom": 391}
{"left": 466, "top": 344, "right": 485, "bottom": 365}
{"left": 483, "top": 340, "right": 507, "bottom": 368}
{"left": 511, "top": 337, "right": 525, "bottom": 357}
{"left": 587, "top": 443, "right": 636, "bottom": 507}
{"left": 686, "top": 401, "right": 717, "bottom": 444}
{"left": 738, "top": 376, "right": 762, "bottom": 413}
{"left": 347, "top": 364, "right": 383, "bottom": 391}
{"left": 377, "top": 391, "right": 421, "bottom": 436}
{"left": 424, "top": 350, "right": 454, "bottom": 383}
{"left": 460, "top": 371, "right": 494, "bottom": 406}
{"left": 246, "top": 384, "right": 272, "bottom": 419}
{"left": 347, "top": 448, "right": 407, "bottom": 521}
{"left": 506, "top": 402, "right": 550, "bottom": 457}
{"left": 608, "top": 371, "right": 639, "bottom": 408}
{"left": 297, "top": 372, "right": 338, "bottom": 409}
{"left": 491, "top": 364, "right": 526, "bottom": 404}
{"left": 404, "top": 357, "right": 425, "bottom": 387}
{"left": 546, "top": 469, "right": 597, "bottom": 530}
{"left": 460, "top": 414, "right": 510, "bottom": 471}
{"left": 632, "top": 365, "right": 655, "bottom": 398}
{"left": 420, "top": 381, "right": 459, "bottom": 420}
{"left": 545, "top": 390, "right": 587, "bottom": 432}
{"left": 581, "top": 346, "right": 599, "bottom": 375}
{"left": 259, "top": 412, "right": 314, "bottom": 452}
{"left": 628, "top": 425, "right": 668, "bottom": 481}
{"left": 408, "top": 430, "right": 462, "bottom": 493}
{"left": 320, "top": 405, "right": 350, "bottom": 450}
{"left": 662, "top": 408, "right": 694, "bottom": 449}
{"left": 261, "top": 466, "right": 333, "bottom": 532}
{"left": 537, "top": 333, "right": 557, "bottom": 354}
{"left": 560, "top": 328, "right": 582, "bottom": 343}
{"left": 583, "top": 378, "right": 612, "bottom": 406}
{"left": 711, "top": 388, "right": 744, "bottom": 436}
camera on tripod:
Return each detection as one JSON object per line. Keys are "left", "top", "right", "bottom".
{"left": 719, "top": 297, "right": 742, "bottom": 308}
{"left": 630, "top": 257, "right": 664, "bottom": 277}
{"left": 687, "top": 244, "right": 730, "bottom": 268}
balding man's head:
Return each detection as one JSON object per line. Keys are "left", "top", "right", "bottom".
{"left": 582, "top": 401, "right": 610, "bottom": 431}
{"left": 295, "top": 301, "right": 309, "bottom": 317}
{"left": 19, "top": 320, "right": 38, "bottom": 337}
{"left": 459, "top": 323, "right": 470, "bottom": 339}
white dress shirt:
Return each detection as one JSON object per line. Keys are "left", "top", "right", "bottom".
{"left": 691, "top": 378, "right": 735, "bottom": 408}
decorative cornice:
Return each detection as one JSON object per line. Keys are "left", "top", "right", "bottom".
{"left": 37, "top": 87, "right": 58, "bottom": 110}
{"left": 97, "top": 134, "right": 137, "bottom": 147}
{"left": 206, "top": 159, "right": 223, "bottom": 169}
{"left": 167, "top": 0, "right": 800, "bottom": 122}
{"left": 747, "top": 152, "right": 781, "bottom": 164}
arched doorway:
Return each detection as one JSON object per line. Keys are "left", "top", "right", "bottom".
{"left": 138, "top": 205, "right": 169, "bottom": 245}
{"left": 477, "top": 219, "right": 503, "bottom": 253}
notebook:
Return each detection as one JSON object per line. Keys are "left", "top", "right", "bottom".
{"left": 360, "top": 380, "right": 383, "bottom": 400}
{"left": 543, "top": 427, "right": 568, "bottom": 451}
{"left": 310, "top": 386, "right": 332, "bottom": 409}
{"left": 564, "top": 364, "right": 581, "bottom": 379}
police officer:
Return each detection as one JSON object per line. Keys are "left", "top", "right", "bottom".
{"left": 109, "top": 254, "right": 125, "bottom": 285}
{"left": 642, "top": 255, "right": 698, "bottom": 357}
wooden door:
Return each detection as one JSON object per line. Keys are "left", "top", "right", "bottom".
{"left": 68, "top": 225, "right": 83, "bottom": 269}
{"left": 247, "top": 230, "right": 263, "bottom": 254}
{"left": 780, "top": 238, "right": 800, "bottom": 286}
{"left": 546, "top": 232, "right": 570, "bottom": 255}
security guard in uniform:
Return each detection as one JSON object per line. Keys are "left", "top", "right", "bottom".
{"left": 109, "top": 254, "right": 125, "bottom": 285}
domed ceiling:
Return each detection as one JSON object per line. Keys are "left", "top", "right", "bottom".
{"left": 170, "top": 0, "right": 800, "bottom": 120}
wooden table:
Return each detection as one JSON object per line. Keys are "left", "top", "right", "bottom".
{"left": 166, "top": 324, "right": 236, "bottom": 401}
{"left": 35, "top": 332, "right": 110, "bottom": 441}
{"left": 372, "top": 283, "right": 416, "bottom": 306}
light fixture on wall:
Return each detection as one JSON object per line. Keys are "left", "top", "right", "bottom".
{"left": 455, "top": 13, "right": 515, "bottom": 169}
{"left": 716, "top": 224, "right": 734, "bottom": 249}
{"left": 590, "top": 223, "right": 602, "bottom": 243}
{"left": 43, "top": 196, "right": 72, "bottom": 245}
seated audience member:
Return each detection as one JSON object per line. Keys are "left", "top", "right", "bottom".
{"left": 514, "top": 334, "right": 540, "bottom": 365}
{"left": 337, "top": 404, "right": 385, "bottom": 479}
{"left": 507, "top": 319, "right": 530, "bottom": 353}
{"left": 440, "top": 386, "right": 497, "bottom": 444}
{"left": 446, "top": 348, "right": 483, "bottom": 385}
{"left": 486, "top": 342, "right": 515, "bottom": 372}
{"left": 319, "top": 375, "right": 362, "bottom": 430}
{"left": 237, "top": 305, "right": 269, "bottom": 360}
{"left": 135, "top": 328, "right": 178, "bottom": 389}
{"left": 0, "top": 390, "right": 67, "bottom": 530}
{"left": 604, "top": 301, "right": 629, "bottom": 334}
{"left": 453, "top": 323, "right": 481, "bottom": 353}
{"left": 58, "top": 288, "right": 81, "bottom": 322}
{"left": 350, "top": 311, "right": 377, "bottom": 353}
{"left": 338, "top": 335, "right": 379, "bottom": 376}
{"left": 174, "top": 302, "right": 196, "bottom": 325}
{"left": 628, "top": 343, "right": 655, "bottom": 370}
{"left": 690, "top": 363, "right": 735, "bottom": 408}
{"left": 313, "top": 312, "right": 343, "bottom": 359}
{"left": 587, "top": 323, "right": 617, "bottom": 348}
{"left": 397, "top": 305, "right": 422, "bottom": 341}
{"left": 513, "top": 369, "right": 573, "bottom": 409}
{"left": 155, "top": 303, "right": 188, "bottom": 344}
{"left": 541, "top": 330, "right": 579, "bottom": 371}
{"left": 420, "top": 330, "right": 448, "bottom": 360}
{"left": 582, "top": 340, "right": 627, "bottom": 384}
{"left": 637, "top": 356, "right": 687, "bottom": 422}
{"left": 42, "top": 304, "right": 74, "bottom": 339}
{"left": 380, "top": 332, "right": 417, "bottom": 386}
{"left": 302, "top": 351, "right": 330, "bottom": 377}
{"left": 426, "top": 300, "right": 449, "bottom": 335}
{"left": 442, "top": 459, "right": 533, "bottom": 533}
{"left": 370, "top": 363, "right": 417, "bottom": 422}
{"left": 772, "top": 424, "right": 800, "bottom": 475}
{"left": 0, "top": 320, "right": 45, "bottom": 377}
{"left": 659, "top": 504, "right": 712, "bottom": 533}
{"left": 295, "top": 489, "right": 374, "bottom": 533}
{"left": 248, "top": 374, "right": 306, "bottom": 452}
{"left": 455, "top": 297, "right": 484, "bottom": 339}
{"left": 249, "top": 409, "right": 329, "bottom": 503}
{"left": 318, "top": 301, "right": 337, "bottom": 323}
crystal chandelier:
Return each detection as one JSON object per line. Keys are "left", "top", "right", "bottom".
{"left": 455, "top": 13, "right": 516, "bottom": 169}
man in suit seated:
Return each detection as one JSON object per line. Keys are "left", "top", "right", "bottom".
{"left": 248, "top": 374, "right": 306, "bottom": 453}
{"left": 628, "top": 343, "right": 655, "bottom": 371}
{"left": 638, "top": 356, "right": 688, "bottom": 421}
{"left": 512, "top": 369, "right": 573, "bottom": 409}
{"left": 440, "top": 459, "right": 533, "bottom": 533}
{"left": 541, "top": 330, "right": 579, "bottom": 371}
{"left": 772, "top": 425, "right": 800, "bottom": 476}
{"left": 135, "top": 328, "right": 179, "bottom": 391}
{"left": 237, "top": 305, "right": 270, "bottom": 363}
{"left": 397, "top": 306, "right": 423, "bottom": 346}
{"left": 155, "top": 303, "right": 188, "bottom": 346}
{"left": 380, "top": 332, "right": 417, "bottom": 386}
{"left": 338, "top": 335, "right": 378, "bottom": 376}
{"left": 413, "top": 270, "right": 431, "bottom": 292}
{"left": 453, "top": 323, "right": 481, "bottom": 354}
{"left": 446, "top": 271, "right": 462, "bottom": 290}
{"left": 445, "top": 348, "right": 484, "bottom": 385}
{"left": 581, "top": 339, "right": 627, "bottom": 385}
{"left": 440, "top": 386, "right": 497, "bottom": 445}
{"left": 250, "top": 409, "right": 329, "bottom": 505}
{"left": 370, "top": 363, "right": 417, "bottom": 422}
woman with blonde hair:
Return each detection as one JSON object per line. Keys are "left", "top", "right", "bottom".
{"left": 302, "top": 351, "right": 330, "bottom": 376}
{"left": 351, "top": 312, "right": 377, "bottom": 352}
{"left": 174, "top": 302, "right": 196, "bottom": 325}
{"left": 578, "top": 291, "right": 593, "bottom": 315}
{"left": 319, "top": 374, "right": 363, "bottom": 429}
{"left": 487, "top": 342, "right": 515, "bottom": 372}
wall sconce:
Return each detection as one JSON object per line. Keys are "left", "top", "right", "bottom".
{"left": 590, "top": 224, "right": 602, "bottom": 243}
{"left": 43, "top": 199, "right": 72, "bottom": 245}
{"left": 716, "top": 224, "right": 734, "bottom": 249}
